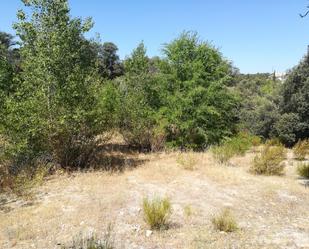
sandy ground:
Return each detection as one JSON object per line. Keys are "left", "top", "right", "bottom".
{"left": 0, "top": 146, "right": 308, "bottom": 249}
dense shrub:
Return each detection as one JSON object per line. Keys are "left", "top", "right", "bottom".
{"left": 273, "top": 113, "right": 301, "bottom": 147}
{"left": 212, "top": 208, "right": 238, "bottom": 232}
{"left": 297, "top": 163, "right": 309, "bottom": 178}
{"left": 143, "top": 196, "right": 172, "bottom": 230}
{"left": 250, "top": 144, "right": 286, "bottom": 175}
{"left": 293, "top": 139, "right": 309, "bottom": 160}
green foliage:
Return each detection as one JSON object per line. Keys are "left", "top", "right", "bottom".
{"left": 93, "top": 41, "right": 124, "bottom": 79}
{"left": 142, "top": 196, "right": 172, "bottom": 230}
{"left": 273, "top": 113, "right": 300, "bottom": 147}
{"left": 212, "top": 208, "right": 238, "bottom": 232}
{"left": 293, "top": 139, "right": 309, "bottom": 160}
{"left": 212, "top": 132, "right": 255, "bottom": 164}
{"left": 1, "top": 0, "right": 116, "bottom": 177}
{"left": 297, "top": 162, "right": 309, "bottom": 178}
{"left": 161, "top": 32, "right": 239, "bottom": 149}
{"left": 119, "top": 43, "right": 167, "bottom": 150}
{"left": 235, "top": 73, "right": 281, "bottom": 139}
{"left": 277, "top": 55, "right": 309, "bottom": 145}
{"left": 250, "top": 144, "right": 286, "bottom": 175}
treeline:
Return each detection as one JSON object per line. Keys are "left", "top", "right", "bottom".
{"left": 0, "top": 0, "right": 308, "bottom": 186}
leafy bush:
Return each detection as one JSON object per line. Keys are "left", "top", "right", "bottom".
{"left": 212, "top": 208, "right": 238, "bottom": 232}
{"left": 293, "top": 139, "right": 309, "bottom": 160}
{"left": 176, "top": 152, "right": 198, "bottom": 170}
{"left": 142, "top": 196, "right": 172, "bottom": 230}
{"left": 250, "top": 144, "right": 286, "bottom": 175}
{"left": 297, "top": 163, "right": 309, "bottom": 178}
{"left": 0, "top": 157, "right": 50, "bottom": 196}
{"left": 273, "top": 113, "right": 300, "bottom": 147}
{"left": 62, "top": 230, "right": 114, "bottom": 249}
{"left": 212, "top": 132, "right": 255, "bottom": 164}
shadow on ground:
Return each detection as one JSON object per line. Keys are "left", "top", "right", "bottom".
{"left": 89, "top": 142, "right": 149, "bottom": 172}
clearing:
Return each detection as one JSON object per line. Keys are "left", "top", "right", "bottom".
{"left": 0, "top": 144, "right": 308, "bottom": 249}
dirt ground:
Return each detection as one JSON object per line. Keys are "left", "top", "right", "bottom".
{"left": 0, "top": 145, "right": 308, "bottom": 249}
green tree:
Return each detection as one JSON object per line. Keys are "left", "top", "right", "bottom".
{"left": 235, "top": 73, "right": 281, "bottom": 139}
{"left": 119, "top": 42, "right": 167, "bottom": 150}
{"left": 2, "top": 0, "right": 113, "bottom": 170}
{"left": 93, "top": 41, "right": 124, "bottom": 79}
{"left": 0, "top": 32, "right": 19, "bottom": 122}
{"left": 275, "top": 55, "right": 309, "bottom": 145}
{"left": 161, "top": 32, "right": 239, "bottom": 149}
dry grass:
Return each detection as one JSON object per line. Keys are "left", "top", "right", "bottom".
{"left": 212, "top": 208, "right": 238, "bottom": 232}
{"left": 176, "top": 152, "right": 198, "bottom": 170}
{"left": 61, "top": 226, "right": 114, "bottom": 249}
{"left": 250, "top": 144, "right": 286, "bottom": 175}
{"left": 293, "top": 139, "right": 309, "bottom": 160}
{"left": 0, "top": 148, "right": 309, "bottom": 249}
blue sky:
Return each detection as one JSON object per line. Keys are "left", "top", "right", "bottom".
{"left": 1, "top": 0, "right": 309, "bottom": 73}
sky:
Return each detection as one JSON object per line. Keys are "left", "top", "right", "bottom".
{"left": 1, "top": 0, "right": 309, "bottom": 73}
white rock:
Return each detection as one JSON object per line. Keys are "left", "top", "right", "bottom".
{"left": 146, "top": 230, "right": 152, "bottom": 237}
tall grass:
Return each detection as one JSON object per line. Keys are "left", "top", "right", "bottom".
{"left": 293, "top": 139, "right": 309, "bottom": 160}
{"left": 142, "top": 196, "right": 172, "bottom": 230}
{"left": 297, "top": 162, "right": 309, "bottom": 178}
{"left": 176, "top": 152, "right": 198, "bottom": 170}
{"left": 212, "top": 208, "right": 238, "bottom": 232}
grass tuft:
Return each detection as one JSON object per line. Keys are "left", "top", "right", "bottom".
{"left": 297, "top": 162, "right": 309, "bottom": 178}
{"left": 143, "top": 196, "right": 172, "bottom": 230}
{"left": 212, "top": 208, "right": 238, "bottom": 232}
{"left": 176, "top": 152, "right": 198, "bottom": 170}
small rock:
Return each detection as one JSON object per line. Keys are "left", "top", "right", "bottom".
{"left": 146, "top": 230, "right": 152, "bottom": 237}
